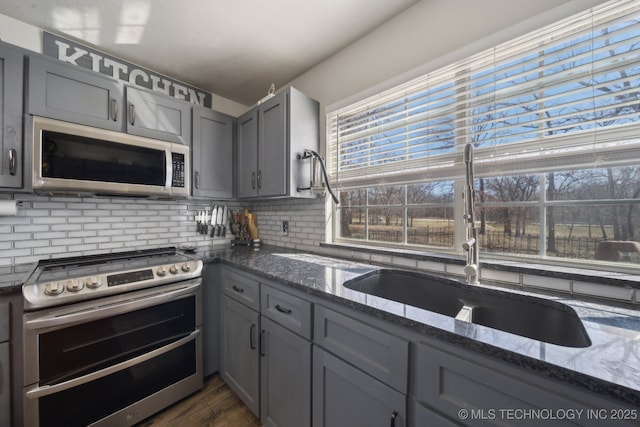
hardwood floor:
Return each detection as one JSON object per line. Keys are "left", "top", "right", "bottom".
{"left": 136, "top": 374, "right": 262, "bottom": 427}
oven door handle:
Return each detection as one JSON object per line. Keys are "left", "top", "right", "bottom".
{"left": 25, "top": 329, "right": 200, "bottom": 399}
{"left": 24, "top": 282, "right": 200, "bottom": 330}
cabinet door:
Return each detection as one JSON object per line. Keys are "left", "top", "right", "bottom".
{"left": 260, "top": 316, "right": 311, "bottom": 427}
{"left": 27, "top": 55, "right": 122, "bottom": 131}
{"left": 0, "top": 342, "right": 9, "bottom": 427}
{"left": 313, "top": 346, "right": 406, "bottom": 427}
{"left": 221, "top": 295, "right": 260, "bottom": 417}
{"left": 258, "top": 92, "right": 287, "bottom": 197}
{"left": 236, "top": 109, "right": 259, "bottom": 198}
{"left": 0, "top": 43, "right": 23, "bottom": 188}
{"left": 192, "top": 107, "right": 234, "bottom": 199}
{"left": 125, "top": 86, "right": 191, "bottom": 144}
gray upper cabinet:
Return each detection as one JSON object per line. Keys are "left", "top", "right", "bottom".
{"left": 27, "top": 55, "right": 192, "bottom": 145}
{"left": 257, "top": 93, "right": 287, "bottom": 197}
{"left": 27, "top": 54, "right": 122, "bottom": 131}
{"left": 0, "top": 43, "right": 24, "bottom": 189}
{"left": 237, "top": 108, "right": 259, "bottom": 198}
{"left": 125, "top": 85, "right": 191, "bottom": 144}
{"left": 192, "top": 107, "right": 234, "bottom": 199}
{"left": 236, "top": 87, "right": 318, "bottom": 199}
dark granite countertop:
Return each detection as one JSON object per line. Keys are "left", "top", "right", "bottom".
{"left": 0, "top": 263, "right": 33, "bottom": 295}
{"left": 203, "top": 245, "right": 640, "bottom": 407}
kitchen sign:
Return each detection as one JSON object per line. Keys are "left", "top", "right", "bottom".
{"left": 43, "top": 31, "right": 213, "bottom": 108}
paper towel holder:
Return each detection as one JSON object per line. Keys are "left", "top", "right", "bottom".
{"left": 0, "top": 199, "right": 22, "bottom": 216}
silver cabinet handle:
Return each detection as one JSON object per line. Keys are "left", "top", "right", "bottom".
{"left": 390, "top": 410, "right": 398, "bottom": 427}
{"left": 251, "top": 172, "right": 256, "bottom": 189}
{"left": 257, "top": 170, "right": 262, "bottom": 189}
{"left": 259, "top": 330, "right": 266, "bottom": 356}
{"left": 8, "top": 149, "right": 16, "bottom": 175}
{"left": 129, "top": 103, "right": 136, "bottom": 125}
{"left": 111, "top": 99, "right": 118, "bottom": 121}
{"left": 194, "top": 171, "right": 200, "bottom": 189}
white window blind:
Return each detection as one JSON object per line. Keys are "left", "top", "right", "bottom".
{"left": 328, "top": 0, "right": 640, "bottom": 188}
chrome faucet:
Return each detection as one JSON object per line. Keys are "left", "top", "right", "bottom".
{"left": 462, "top": 143, "right": 479, "bottom": 285}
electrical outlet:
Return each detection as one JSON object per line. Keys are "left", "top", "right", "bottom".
{"left": 282, "top": 220, "right": 289, "bottom": 236}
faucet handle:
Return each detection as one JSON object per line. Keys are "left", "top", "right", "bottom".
{"left": 462, "top": 238, "right": 476, "bottom": 251}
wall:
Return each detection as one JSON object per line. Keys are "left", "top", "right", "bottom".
{"left": 289, "top": 0, "right": 606, "bottom": 150}
{"left": 1, "top": 1, "right": 611, "bottom": 266}
{"left": 0, "top": 13, "right": 249, "bottom": 117}
{"left": 268, "top": 0, "right": 608, "bottom": 252}
{"left": 248, "top": 198, "right": 326, "bottom": 251}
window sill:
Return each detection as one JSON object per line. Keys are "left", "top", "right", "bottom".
{"left": 320, "top": 242, "right": 640, "bottom": 305}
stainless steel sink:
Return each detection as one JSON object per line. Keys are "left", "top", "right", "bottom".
{"left": 343, "top": 269, "right": 591, "bottom": 348}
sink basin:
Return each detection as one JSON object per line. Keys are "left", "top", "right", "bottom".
{"left": 343, "top": 269, "right": 591, "bottom": 348}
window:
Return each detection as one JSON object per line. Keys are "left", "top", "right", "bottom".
{"left": 328, "top": 0, "right": 640, "bottom": 269}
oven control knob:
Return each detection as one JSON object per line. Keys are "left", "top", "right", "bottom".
{"left": 156, "top": 266, "right": 167, "bottom": 277}
{"left": 85, "top": 276, "right": 102, "bottom": 289}
{"left": 181, "top": 262, "right": 191, "bottom": 272}
{"left": 66, "top": 280, "right": 84, "bottom": 293}
{"left": 169, "top": 265, "right": 178, "bottom": 274}
{"left": 44, "top": 282, "right": 64, "bottom": 296}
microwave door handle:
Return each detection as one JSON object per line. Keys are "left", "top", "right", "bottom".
{"left": 166, "top": 149, "right": 173, "bottom": 192}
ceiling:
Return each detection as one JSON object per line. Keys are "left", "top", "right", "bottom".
{"left": 0, "top": 0, "right": 420, "bottom": 106}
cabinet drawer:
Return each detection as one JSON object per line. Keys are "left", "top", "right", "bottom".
{"left": 261, "top": 284, "right": 312, "bottom": 340}
{"left": 314, "top": 305, "right": 408, "bottom": 393}
{"left": 0, "top": 302, "right": 8, "bottom": 343}
{"left": 222, "top": 268, "right": 260, "bottom": 310}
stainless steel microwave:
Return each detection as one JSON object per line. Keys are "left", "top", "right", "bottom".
{"left": 31, "top": 116, "right": 190, "bottom": 198}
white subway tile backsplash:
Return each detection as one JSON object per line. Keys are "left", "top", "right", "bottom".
{"left": 2, "top": 194, "right": 227, "bottom": 266}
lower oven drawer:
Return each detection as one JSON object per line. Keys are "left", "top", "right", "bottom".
{"left": 28, "top": 332, "right": 202, "bottom": 427}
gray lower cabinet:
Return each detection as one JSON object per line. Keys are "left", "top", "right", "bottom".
{"left": 259, "top": 283, "right": 312, "bottom": 427}
{"left": 411, "top": 341, "right": 639, "bottom": 427}
{"left": 202, "top": 263, "right": 221, "bottom": 377}
{"left": 0, "top": 42, "right": 24, "bottom": 189}
{"left": 27, "top": 54, "right": 122, "bottom": 131}
{"left": 125, "top": 85, "right": 191, "bottom": 144}
{"left": 313, "top": 305, "right": 408, "bottom": 427}
{"left": 192, "top": 107, "right": 234, "bottom": 198}
{"left": 0, "top": 302, "right": 10, "bottom": 427}
{"left": 260, "top": 316, "right": 311, "bottom": 427}
{"left": 313, "top": 346, "right": 406, "bottom": 427}
{"left": 220, "top": 295, "right": 260, "bottom": 416}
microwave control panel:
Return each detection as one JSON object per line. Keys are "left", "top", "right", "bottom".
{"left": 172, "top": 153, "right": 185, "bottom": 188}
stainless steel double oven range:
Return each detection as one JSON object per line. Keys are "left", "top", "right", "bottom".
{"left": 22, "top": 247, "right": 203, "bottom": 427}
